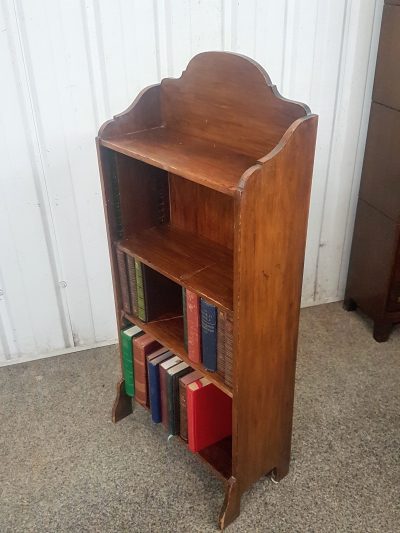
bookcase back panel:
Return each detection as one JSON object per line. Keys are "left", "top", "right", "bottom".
{"left": 115, "top": 153, "right": 169, "bottom": 237}
{"left": 161, "top": 52, "right": 308, "bottom": 159}
{"left": 169, "top": 174, "right": 234, "bottom": 250}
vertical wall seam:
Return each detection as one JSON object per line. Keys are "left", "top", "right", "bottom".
{"left": 11, "top": 0, "right": 73, "bottom": 348}
{"left": 313, "top": 0, "right": 349, "bottom": 302}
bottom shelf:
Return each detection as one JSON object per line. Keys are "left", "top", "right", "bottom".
{"left": 132, "top": 396, "right": 232, "bottom": 481}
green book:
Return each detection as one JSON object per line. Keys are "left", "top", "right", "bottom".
{"left": 120, "top": 325, "right": 143, "bottom": 396}
{"left": 135, "top": 259, "right": 147, "bottom": 322}
{"left": 182, "top": 287, "right": 188, "bottom": 351}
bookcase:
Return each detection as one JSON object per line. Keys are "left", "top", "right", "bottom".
{"left": 96, "top": 52, "right": 317, "bottom": 529}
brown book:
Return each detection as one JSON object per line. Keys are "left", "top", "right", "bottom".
{"left": 133, "top": 333, "right": 161, "bottom": 407}
{"left": 217, "top": 309, "right": 226, "bottom": 379}
{"left": 225, "top": 312, "right": 234, "bottom": 387}
{"left": 126, "top": 255, "right": 138, "bottom": 317}
{"left": 179, "top": 370, "right": 202, "bottom": 441}
{"left": 116, "top": 250, "right": 131, "bottom": 314}
{"left": 159, "top": 355, "right": 181, "bottom": 430}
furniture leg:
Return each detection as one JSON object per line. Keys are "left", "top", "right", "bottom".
{"left": 112, "top": 378, "right": 133, "bottom": 423}
{"left": 373, "top": 320, "right": 392, "bottom": 342}
{"left": 219, "top": 477, "right": 241, "bottom": 530}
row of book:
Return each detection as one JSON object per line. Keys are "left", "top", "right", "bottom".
{"left": 183, "top": 289, "right": 233, "bottom": 387}
{"left": 117, "top": 250, "right": 233, "bottom": 387}
{"left": 117, "top": 250, "right": 182, "bottom": 322}
{"left": 121, "top": 325, "right": 232, "bottom": 452}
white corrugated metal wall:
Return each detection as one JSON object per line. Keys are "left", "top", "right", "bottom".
{"left": 0, "top": 0, "right": 383, "bottom": 364}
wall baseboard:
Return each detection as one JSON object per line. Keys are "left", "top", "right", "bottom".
{"left": 0, "top": 339, "right": 118, "bottom": 367}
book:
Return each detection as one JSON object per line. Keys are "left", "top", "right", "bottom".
{"left": 109, "top": 155, "right": 123, "bottom": 239}
{"left": 147, "top": 350, "right": 173, "bottom": 423}
{"left": 179, "top": 370, "right": 202, "bottom": 441}
{"left": 217, "top": 310, "right": 234, "bottom": 387}
{"left": 120, "top": 325, "right": 143, "bottom": 397}
{"left": 186, "top": 289, "right": 201, "bottom": 363}
{"left": 126, "top": 255, "right": 138, "bottom": 317}
{"left": 159, "top": 355, "right": 182, "bottom": 430}
{"left": 116, "top": 250, "right": 131, "bottom": 314}
{"left": 135, "top": 259, "right": 147, "bottom": 322}
{"left": 182, "top": 287, "right": 188, "bottom": 351}
{"left": 133, "top": 333, "right": 161, "bottom": 407}
{"left": 224, "top": 312, "right": 234, "bottom": 387}
{"left": 201, "top": 299, "right": 218, "bottom": 371}
{"left": 187, "top": 378, "right": 232, "bottom": 453}
{"left": 217, "top": 309, "right": 226, "bottom": 379}
{"left": 166, "top": 362, "right": 192, "bottom": 435}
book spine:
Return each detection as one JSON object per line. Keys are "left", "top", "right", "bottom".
{"left": 126, "top": 255, "right": 138, "bottom": 316}
{"left": 133, "top": 345, "right": 147, "bottom": 407}
{"left": 116, "top": 250, "right": 131, "bottom": 314}
{"left": 186, "top": 290, "right": 201, "bottom": 363}
{"left": 135, "top": 259, "right": 147, "bottom": 322}
{"left": 120, "top": 330, "right": 134, "bottom": 397}
{"left": 224, "top": 312, "right": 234, "bottom": 387}
{"left": 179, "top": 380, "right": 188, "bottom": 441}
{"left": 187, "top": 383, "right": 196, "bottom": 452}
{"left": 182, "top": 287, "right": 188, "bottom": 351}
{"left": 148, "top": 362, "right": 161, "bottom": 423}
{"left": 167, "top": 373, "right": 175, "bottom": 435}
{"left": 160, "top": 366, "right": 169, "bottom": 430}
{"left": 109, "top": 155, "right": 123, "bottom": 239}
{"left": 157, "top": 175, "right": 170, "bottom": 224}
{"left": 217, "top": 309, "right": 226, "bottom": 379}
{"left": 201, "top": 299, "right": 218, "bottom": 372}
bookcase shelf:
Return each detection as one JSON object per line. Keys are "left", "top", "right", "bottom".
{"left": 122, "top": 311, "right": 233, "bottom": 397}
{"left": 100, "top": 127, "right": 256, "bottom": 196}
{"left": 97, "top": 51, "right": 317, "bottom": 529}
{"left": 117, "top": 225, "right": 233, "bottom": 311}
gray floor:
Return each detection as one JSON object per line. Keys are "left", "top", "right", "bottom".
{"left": 1, "top": 302, "right": 399, "bottom": 533}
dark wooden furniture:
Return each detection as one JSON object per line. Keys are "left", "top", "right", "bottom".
{"left": 344, "top": 1, "right": 400, "bottom": 342}
{"left": 96, "top": 52, "right": 317, "bottom": 529}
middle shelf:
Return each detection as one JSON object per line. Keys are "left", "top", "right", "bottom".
{"left": 122, "top": 311, "right": 233, "bottom": 397}
{"left": 117, "top": 225, "right": 233, "bottom": 311}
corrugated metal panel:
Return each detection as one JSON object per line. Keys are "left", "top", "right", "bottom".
{"left": 0, "top": 0, "right": 383, "bottom": 364}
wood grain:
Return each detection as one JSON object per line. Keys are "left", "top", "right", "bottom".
{"left": 232, "top": 114, "right": 318, "bottom": 495}
{"left": 100, "top": 127, "right": 256, "bottom": 196}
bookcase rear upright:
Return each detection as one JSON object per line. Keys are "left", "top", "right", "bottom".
{"left": 96, "top": 51, "right": 318, "bottom": 529}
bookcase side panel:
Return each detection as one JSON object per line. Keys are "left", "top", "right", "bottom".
{"left": 232, "top": 115, "right": 318, "bottom": 494}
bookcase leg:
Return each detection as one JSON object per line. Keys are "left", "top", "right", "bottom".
{"left": 112, "top": 378, "right": 133, "bottom": 423}
{"left": 272, "top": 462, "right": 290, "bottom": 482}
{"left": 373, "top": 320, "right": 392, "bottom": 343}
{"left": 219, "top": 477, "right": 241, "bottom": 530}
{"left": 343, "top": 297, "right": 357, "bottom": 312}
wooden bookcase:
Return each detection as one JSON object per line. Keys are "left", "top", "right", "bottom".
{"left": 96, "top": 52, "right": 317, "bottom": 529}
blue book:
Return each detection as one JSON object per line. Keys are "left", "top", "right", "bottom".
{"left": 201, "top": 299, "right": 218, "bottom": 372}
{"left": 147, "top": 350, "right": 173, "bottom": 423}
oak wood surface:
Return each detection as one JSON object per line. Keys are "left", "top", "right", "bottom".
{"left": 117, "top": 224, "right": 233, "bottom": 311}
{"left": 97, "top": 51, "right": 318, "bottom": 529}
{"left": 100, "top": 128, "right": 256, "bottom": 196}
{"left": 169, "top": 174, "right": 234, "bottom": 250}
{"left": 233, "top": 114, "right": 318, "bottom": 494}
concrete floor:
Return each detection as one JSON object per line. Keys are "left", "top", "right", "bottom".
{"left": 1, "top": 302, "right": 399, "bottom": 532}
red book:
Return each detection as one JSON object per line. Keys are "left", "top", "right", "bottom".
{"left": 133, "top": 333, "right": 161, "bottom": 407}
{"left": 187, "top": 378, "right": 232, "bottom": 452}
{"left": 186, "top": 289, "right": 201, "bottom": 363}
